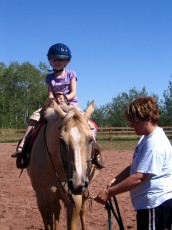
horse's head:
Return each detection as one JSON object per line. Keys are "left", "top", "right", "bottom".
{"left": 44, "top": 101, "right": 95, "bottom": 195}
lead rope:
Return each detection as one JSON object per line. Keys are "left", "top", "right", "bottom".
{"left": 105, "top": 201, "right": 112, "bottom": 230}
{"left": 105, "top": 196, "right": 125, "bottom": 230}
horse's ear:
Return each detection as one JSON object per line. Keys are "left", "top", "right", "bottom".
{"left": 60, "top": 104, "right": 75, "bottom": 113}
{"left": 53, "top": 100, "right": 66, "bottom": 118}
{"left": 84, "top": 100, "right": 95, "bottom": 119}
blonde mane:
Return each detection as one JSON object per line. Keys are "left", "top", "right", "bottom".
{"left": 44, "top": 103, "right": 87, "bottom": 127}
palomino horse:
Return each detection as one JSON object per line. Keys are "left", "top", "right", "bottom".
{"left": 27, "top": 100, "right": 98, "bottom": 230}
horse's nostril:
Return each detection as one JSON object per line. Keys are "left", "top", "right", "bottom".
{"left": 84, "top": 181, "right": 88, "bottom": 188}
{"left": 68, "top": 179, "right": 89, "bottom": 194}
{"left": 68, "top": 179, "right": 74, "bottom": 190}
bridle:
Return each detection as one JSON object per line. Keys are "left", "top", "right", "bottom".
{"left": 43, "top": 117, "right": 94, "bottom": 202}
{"left": 43, "top": 121, "right": 73, "bottom": 204}
{"left": 59, "top": 138, "right": 94, "bottom": 180}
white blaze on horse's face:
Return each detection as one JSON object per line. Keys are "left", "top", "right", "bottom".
{"left": 70, "top": 126, "right": 82, "bottom": 177}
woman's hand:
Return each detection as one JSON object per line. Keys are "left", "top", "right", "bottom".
{"left": 94, "top": 187, "right": 110, "bottom": 205}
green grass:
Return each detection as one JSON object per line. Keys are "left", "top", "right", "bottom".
{"left": 97, "top": 139, "right": 138, "bottom": 151}
{"left": 98, "top": 137, "right": 172, "bottom": 151}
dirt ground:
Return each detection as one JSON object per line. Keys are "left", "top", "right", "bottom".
{"left": 0, "top": 143, "right": 137, "bottom": 230}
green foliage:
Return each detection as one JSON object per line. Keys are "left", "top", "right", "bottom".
{"left": 160, "top": 76, "right": 172, "bottom": 125}
{"left": 0, "top": 61, "right": 172, "bottom": 128}
{"left": 0, "top": 61, "right": 48, "bottom": 128}
{"left": 93, "top": 85, "right": 169, "bottom": 127}
{"left": 93, "top": 87, "right": 158, "bottom": 127}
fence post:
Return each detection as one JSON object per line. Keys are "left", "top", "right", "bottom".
{"left": 109, "top": 127, "right": 112, "bottom": 141}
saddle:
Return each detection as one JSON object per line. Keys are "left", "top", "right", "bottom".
{"left": 16, "top": 121, "right": 45, "bottom": 169}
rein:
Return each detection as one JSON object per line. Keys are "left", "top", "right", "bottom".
{"left": 105, "top": 196, "right": 125, "bottom": 230}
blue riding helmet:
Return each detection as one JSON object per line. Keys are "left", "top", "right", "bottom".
{"left": 47, "top": 43, "right": 72, "bottom": 60}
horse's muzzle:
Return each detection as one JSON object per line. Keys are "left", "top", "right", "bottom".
{"left": 68, "top": 179, "right": 89, "bottom": 195}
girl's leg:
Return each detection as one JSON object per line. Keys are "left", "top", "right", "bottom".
{"left": 11, "top": 119, "right": 38, "bottom": 157}
{"left": 90, "top": 126, "right": 105, "bottom": 169}
{"left": 91, "top": 139, "right": 105, "bottom": 169}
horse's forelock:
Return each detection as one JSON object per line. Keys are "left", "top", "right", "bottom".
{"left": 60, "top": 109, "right": 76, "bottom": 127}
{"left": 61, "top": 108, "right": 87, "bottom": 127}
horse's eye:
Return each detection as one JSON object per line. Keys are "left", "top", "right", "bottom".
{"left": 88, "top": 137, "right": 93, "bottom": 144}
{"left": 60, "top": 138, "right": 66, "bottom": 147}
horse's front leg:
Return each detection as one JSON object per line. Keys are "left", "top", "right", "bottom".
{"left": 37, "top": 204, "right": 54, "bottom": 230}
{"left": 79, "top": 196, "right": 87, "bottom": 230}
{"left": 36, "top": 192, "right": 55, "bottom": 230}
{"left": 66, "top": 195, "right": 82, "bottom": 230}
{"left": 53, "top": 199, "right": 62, "bottom": 230}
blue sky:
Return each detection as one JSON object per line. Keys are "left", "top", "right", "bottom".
{"left": 1, "top": 0, "right": 172, "bottom": 109}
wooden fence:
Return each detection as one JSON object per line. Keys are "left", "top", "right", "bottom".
{"left": 97, "top": 127, "right": 172, "bottom": 141}
{"left": 1, "top": 127, "right": 172, "bottom": 142}
{"left": 0, "top": 129, "right": 25, "bottom": 142}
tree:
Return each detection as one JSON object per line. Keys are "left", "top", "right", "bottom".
{"left": 93, "top": 87, "right": 159, "bottom": 127}
{"left": 0, "top": 62, "right": 171, "bottom": 129}
{"left": 0, "top": 62, "right": 48, "bottom": 128}
{"left": 0, "top": 62, "right": 7, "bottom": 128}
{"left": 161, "top": 76, "right": 172, "bottom": 125}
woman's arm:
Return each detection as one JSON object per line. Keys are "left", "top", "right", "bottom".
{"left": 108, "top": 172, "right": 149, "bottom": 196}
{"left": 94, "top": 172, "right": 149, "bottom": 204}
{"left": 109, "top": 165, "right": 131, "bottom": 187}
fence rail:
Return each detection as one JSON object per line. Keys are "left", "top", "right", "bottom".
{"left": 97, "top": 126, "right": 172, "bottom": 140}
{"left": 0, "top": 129, "right": 25, "bottom": 142}
{"left": 1, "top": 127, "right": 172, "bottom": 142}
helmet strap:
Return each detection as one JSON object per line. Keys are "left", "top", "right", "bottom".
{"left": 53, "top": 68, "right": 64, "bottom": 73}
{"left": 48, "top": 68, "right": 64, "bottom": 73}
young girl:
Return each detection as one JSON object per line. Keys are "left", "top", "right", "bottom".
{"left": 46, "top": 43, "right": 78, "bottom": 106}
{"left": 11, "top": 43, "right": 104, "bottom": 169}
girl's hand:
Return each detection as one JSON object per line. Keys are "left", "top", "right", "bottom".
{"left": 49, "top": 97, "right": 55, "bottom": 101}
{"left": 55, "top": 92, "right": 69, "bottom": 105}
{"left": 49, "top": 94, "right": 55, "bottom": 100}
{"left": 57, "top": 94, "right": 65, "bottom": 105}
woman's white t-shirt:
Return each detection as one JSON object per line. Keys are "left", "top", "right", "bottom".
{"left": 130, "top": 127, "right": 172, "bottom": 210}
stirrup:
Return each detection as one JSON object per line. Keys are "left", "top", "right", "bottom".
{"left": 11, "top": 146, "right": 23, "bottom": 158}
{"left": 92, "top": 156, "right": 105, "bottom": 169}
